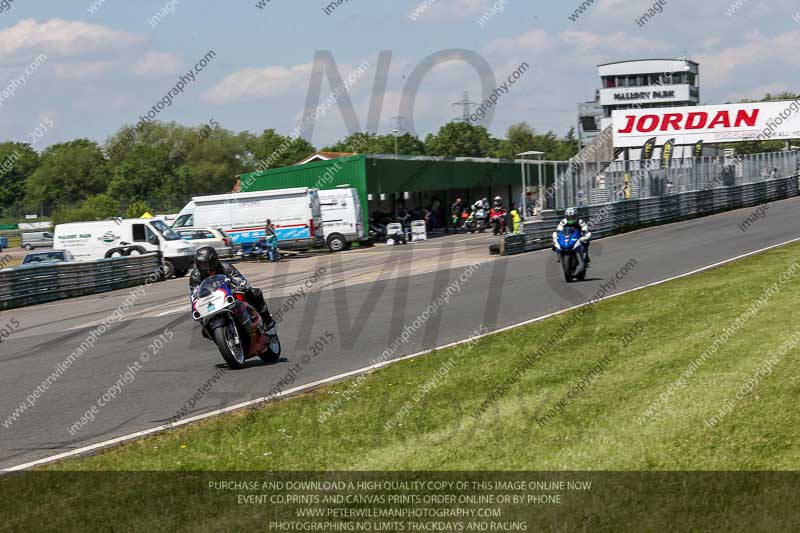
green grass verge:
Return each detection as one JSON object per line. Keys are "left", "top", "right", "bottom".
{"left": 47, "top": 241, "right": 800, "bottom": 472}
{"left": 5, "top": 242, "right": 800, "bottom": 531}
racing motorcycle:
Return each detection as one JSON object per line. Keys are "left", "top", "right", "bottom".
{"left": 368, "top": 217, "right": 388, "bottom": 242}
{"left": 191, "top": 275, "right": 281, "bottom": 369}
{"left": 465, "top": 206, "right": 488, "bottom": 233}
{"left": 553, "top": 227, "right": 588, "bottom": 283}
{"left": 490, "top": 207, "right": 507, "bottom": 236}
{"left": 236, "top": 238, "right": 280, "bottom": 262}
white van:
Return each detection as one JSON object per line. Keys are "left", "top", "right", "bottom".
{"left": 173, "top": 188, "right": 324, "bottom": 250}
{"left": 22, "top": 231, "right": 54, "bottom": 250}
{"left": 54, "top": 218, "right": 197, "bottom": 278}
{"left": 317, "top": 187, "right": 366, "bottom": 252}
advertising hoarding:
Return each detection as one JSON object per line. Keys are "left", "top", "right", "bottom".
{"left": 612, "top": 101, "right": 800, "bottom": 148}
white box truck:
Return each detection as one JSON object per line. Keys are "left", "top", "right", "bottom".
{"left": 172, "top": 188, "right": 324, "bottom": 250}
{"left": 317, "top": 187, "right": 366, "bottom": 252}
{"left": 53, "top": 218, "right": 197, "bottom": 278}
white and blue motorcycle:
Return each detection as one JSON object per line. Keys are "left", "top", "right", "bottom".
{"left": 553, "top": 227, "right": 588, "bottom": 283}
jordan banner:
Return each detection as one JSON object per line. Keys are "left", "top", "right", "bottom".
{"left": 612, "top": 101, "right": 800, "bottom": 147}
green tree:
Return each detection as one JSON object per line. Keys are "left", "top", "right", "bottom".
{"left": 125, "top": 200, "right": 152, "bottom": 218}
{"left": 103, "top": 120, "right": 251, "bottom": 212}
{"left": 51, "top": 204, "right": 96, "bottom": 226}
{"left": 557, "top": 127, "right": 580, "bottom": 159}
{"left": 324, "top": 132, "right": 379, "bottom": 153}
{"left": 83, "top": 194, "right": 120, "bottom": 219}
{"left": 106, "top": 143, "right": 173, "bottom": 206}
{"left": 244, "top": 129, "right": 316, "bottom": 171}
{"left": 324, "top": 132, "right": 425, "bottom": 155}
{"left": 166, "top": 124, "right": 249, "bottom": 202}
{"left": 0, "top": 143, "right": 39, "bottom": 217}
{"left": 374, "top": 133, "right": 426, "bottom": 155}
{"left": 424, "top": 122, "right": 495, "bottom": 158}
{"left": 25, "top": 139, "right": 109, "bottom": 215}
{"left": 494, "top": 123, "right": 580, "bottom": 161}
{"left": 493, "top": 122, "right": 537, "bottom": 160}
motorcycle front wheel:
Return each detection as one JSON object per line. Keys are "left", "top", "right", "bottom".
{"left": 561, "top": 254, "right": 575, "bottom": 283}
{"left": 259, "top": 333, "right": 281, "bottom": 364}
{"left": 213, "top": 319, "right": 247, "bottom": 369}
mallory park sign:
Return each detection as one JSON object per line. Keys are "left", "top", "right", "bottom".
{"left": 614, "top": 90, "right": 676, "bottom": 101}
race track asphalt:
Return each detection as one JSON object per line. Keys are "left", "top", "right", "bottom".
{"left": 1, "top": 197, "right": 798, "bottom": 470}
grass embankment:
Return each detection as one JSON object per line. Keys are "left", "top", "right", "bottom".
{"left": 5, "top": 243, "right": 800, "bottom": 531}
{"left": 50, "top": 242, "right": 800, "bottom": 471}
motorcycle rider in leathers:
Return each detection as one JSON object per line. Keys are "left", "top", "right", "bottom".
{"left": 553, "top": 207, "right": 592, "bottom": 265}
{"left": 189, "top": 246, "right": 276, "bottom": 331}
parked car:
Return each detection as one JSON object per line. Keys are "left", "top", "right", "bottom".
{"left": 176, "top": 227, "right": 233, "bottom": 258}
{"left": 22, "top": 231, "right": 53, "bottom": 250}
{"left": 22, "top": 250, "right": 75, "bottom": 265}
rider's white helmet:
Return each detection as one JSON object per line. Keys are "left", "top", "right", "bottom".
{"left": 564, "top": 207, "right": 578, "bottom": 219}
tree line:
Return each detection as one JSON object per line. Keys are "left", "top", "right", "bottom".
{"left": 4, "top": 90, "right": 791, "bottom": 226}
{"left": 0, "top": 119, "right": 579, "bottom": 224}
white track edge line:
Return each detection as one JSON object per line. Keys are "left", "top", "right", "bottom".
{"left": 4, "top": 236, "right": 800, "bottom": 472}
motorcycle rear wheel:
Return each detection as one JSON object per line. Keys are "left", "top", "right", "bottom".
{"left": 213, "top": 320, "right": 247, "bottom": 369}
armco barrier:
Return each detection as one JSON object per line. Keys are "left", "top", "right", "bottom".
{"left": 0, "top": 253, "right": 163, "bottom": 311}
{"left": 502, "top": 175, "right": 799, "bottom": 255}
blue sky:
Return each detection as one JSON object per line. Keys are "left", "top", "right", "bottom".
{"left": 1, "top": 0, "right": 799, "bottom": 150}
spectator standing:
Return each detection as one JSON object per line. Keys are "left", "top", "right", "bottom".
{"left": 510, "top": 204, "right": 522, "bottom": 233}
{"left": 450, "top": 197, "right": 465, "bottom": 233}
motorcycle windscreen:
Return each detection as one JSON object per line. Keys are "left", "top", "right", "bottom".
{"left": 196, "top": 275, "right": 229, "bottom": 299}
{"left": 558, "top": 228, "right": 580, "bottom": 250}
{"left": 194, "top": 275, "right": 233, "bottom": 319}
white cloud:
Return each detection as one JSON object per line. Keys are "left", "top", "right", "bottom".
{"left": 694, "top": 31, "right": 800, "bottom": 87}
{"left": 408, "top": 0, "right": 496, "bottom": 21}
{"left": 133, "top": 51, "right": 183, "bottom": 77}
{"left": 724, "top": 82, "right": 791, "bottom": 103}
{"left": 204, "top": 58, "right": 373, "bottom": 105}
{"left": 558, "top": 30, "right": 667, "bottom": 54}
{"left": 596, "top": 0, "right": 643, "bottom": 16}
{"left": 203, "top": 63, "right": 314, "bottom": 104}
{"left": 0, "top": 18, "right": 145, "bottom": 58}
{"left": 486, "top": 29, "right": 552, "bottom": 55}
{"left": 0, "top": 18, "right": 188, "bottom": 82}
{"left": 53, "top": 60, "right": 115, "bottom": 80}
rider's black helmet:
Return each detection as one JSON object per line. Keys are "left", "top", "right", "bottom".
{"left": 195, "top": 246, "right": 220, "bottom": 276}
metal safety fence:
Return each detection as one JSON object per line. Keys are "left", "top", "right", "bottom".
{"left": 524, "top": 150, "right": 800, "bottom": 213}
{"left": 503, "top": 174, "right": 799, "bottom": 256}
{"left": 0, "top": 253, "right": 163, "bottom": 311}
